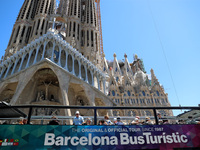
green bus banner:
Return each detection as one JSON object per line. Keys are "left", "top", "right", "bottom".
{"left": 0, "top": 124, "right": 200, "bottom": 150}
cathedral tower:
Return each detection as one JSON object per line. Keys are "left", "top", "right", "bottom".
{"left": 29, "top": 0, "right": 56, "bottom": 41}
{"left": 4, "top": 0, "right": 55, "bottom": 60}
{"left": 58, "top": 0, "right": 102, "bottom": 67}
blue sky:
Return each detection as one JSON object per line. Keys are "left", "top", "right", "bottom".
{"left": 0, "top": 0, "right": 199, "bottom": 113}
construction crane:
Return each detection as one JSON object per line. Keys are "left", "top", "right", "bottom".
{"left": 95, "top": 0, "right": 104, "bottom": 62}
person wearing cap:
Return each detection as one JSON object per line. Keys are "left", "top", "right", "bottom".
{"left": 131, "top": 117, "right": 140, "bottom": 125}
{"left": 73, "top": 111, "right": 84, "bottom": 125}
{"left": 115, "top": 116, "right": 124, "bottom": 125}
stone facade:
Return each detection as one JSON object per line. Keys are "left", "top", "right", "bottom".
{"left": 0, "top": 0, "right": 172, "bottom": 118}
{"left": 102, "top": 54, "right": 172, "bottom": 117}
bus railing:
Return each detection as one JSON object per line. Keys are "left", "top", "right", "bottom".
{"left": 0, "top": 105, "right": 199, "bottom": 125}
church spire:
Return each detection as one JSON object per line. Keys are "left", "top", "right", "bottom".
{"left": 4, "top": 0, "right": 39, "bottom": 60}
{"left": 150, "top": 68, "right": 159, "bottom": 86}
{"left": 4, "top": 0, "right": 56, "bottom": 61}
{"left": 58, "top": 0, "right": 101, "bottom": 67}
{"left": 124, "top": 53, "right": 133, "bottom": 77}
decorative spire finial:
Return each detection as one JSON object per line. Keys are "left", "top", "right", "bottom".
{"left": 124, "top": 53, "right": 127, "bottom": 58}
{"left": 134, "top": 54, "right": 138, "bottom": 60}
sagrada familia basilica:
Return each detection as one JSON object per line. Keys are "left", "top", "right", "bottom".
{"left": 0, "top": 0, "right": 172, "bottom": 117}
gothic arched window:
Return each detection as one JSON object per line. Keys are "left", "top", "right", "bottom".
{"left": 156, "top": 91, "right": 160, "bottom": 96}
{"left": 142, "top": 91, "right": 145, "bottom": 96}
{"left": 112, "top": 90, "right": 115, "bottom": 96}
{"left": 127, "top": 91, "right": 131, "bottom": 96}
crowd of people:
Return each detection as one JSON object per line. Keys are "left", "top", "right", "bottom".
{"left": 48, "top": 111, "right": 200, "bottom": 125}
{"left": 1, "top": 111, "right": 200, "bottom": 125}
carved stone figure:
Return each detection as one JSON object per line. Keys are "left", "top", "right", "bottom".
{"left": 43, "top": 81, "right": 52, "bottom": 100}
{"left": 71, "top": 37, "right": 76, "bottom": 48}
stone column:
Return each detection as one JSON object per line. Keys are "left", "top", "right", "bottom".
{"left": 72, "top": 55, "right": 75, "bottom": 75}
{"left": 85, "top": 65, "right": 88, "bottom": 83}
{"left": 65, "top": 50, "right": 69, "bottom": 71}
{"left": 51, "top": 41, "right": 56, "bottom": 61}
{"left": 25, "top": 50, "right": 33, "bottom": 68}
{"left": 91, "top": 71, "right": 94, "bottom": 86}
{"left": 11, "top": 58, "right": 20, "bottom": 75}
{"left": 56, "top": 69, "right": 72, "bottom": 124}
{"left": 18, "top": 54, "right": 25, "bottom": 72}
{"left": 4, "top": 62, "right": 12, "bottom": 79}
{"left": 97, "top": 76, "right": 100, "bottom": 90}
{"left": 58, "top": 46, "right": 62, "bottom": 66}
{"left": 103, "top": 79, "right": 106, "bottom": 94}
{"left": 41, "top": 41, "right": 47, "bottom": 59}
{"left": 78, "top": 60, "right": 81, "bottom": 78}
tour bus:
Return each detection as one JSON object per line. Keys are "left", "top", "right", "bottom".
{"left": 0, "top": 102, "right": 200, "bottom": 150}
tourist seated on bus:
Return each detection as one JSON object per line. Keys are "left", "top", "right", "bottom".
{"left": 83, "top": 118, "right": 92, "bottom": 125}
{"left": 186, "top": 116, "right": 197, "bottom": 124}
{"left": 19, "top": 118, "right": 27, "bottom": 125}
{"left": 98, "top": 119, "right": 107, "bottom": 125}
{"left": 131, "top": 117, "right": 141, "bottom": 125}
{"left": 104, "top": 115, "right": 113, "bottom": 125}
{"left": 157, "top": 113, "right": 163, "bottom": 125}
{"left": 48, "top": 116, "right": 59, "bottom": 125}
{"left": 115, "top": 117, "right": 124, "bottom": 125}
{"left": 73, "top": 111, "right": 84, "bottom": 125}
{"left": 143, "top": 117, "right": 153, "bottom": 125}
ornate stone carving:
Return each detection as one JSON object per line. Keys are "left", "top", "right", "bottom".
{"left": 71, "top": 37, "right": 76, "bottom": 48}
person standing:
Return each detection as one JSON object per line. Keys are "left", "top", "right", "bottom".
{"left": 131, "top": 117, "right": 141, "bottom": 125}
{"left": 157, "top": 113, "right": 163, "bottom": 125}
{"left": 104, "top": 115, "right": 113, "bottom": 125}
{"left": 73, "top": 111, "right": 84, "bottom": 125}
